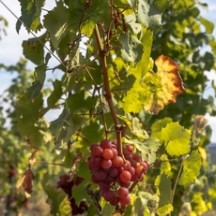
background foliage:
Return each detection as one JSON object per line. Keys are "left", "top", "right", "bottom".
{"left": 0, "top": 0, "right": 216, "bottom": 215}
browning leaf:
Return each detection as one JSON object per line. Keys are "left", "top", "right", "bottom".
{"left": 121, "top": 55, "right": 185, "bottom": 115}
{"left": 146, "top": 55, "right": 185, "bottom": 114}
{"left": 16, "top": 169, "right": 34, "bottom": 197}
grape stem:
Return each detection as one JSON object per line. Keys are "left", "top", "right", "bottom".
{"left": 94, "top": 24, "right": 124, "bottom": 157}
{"left": 169, "top": 157, "right": 184, "bottom": 216}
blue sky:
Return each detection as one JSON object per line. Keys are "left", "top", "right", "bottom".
{"left": 0, "top": 0, "right": 216, "bottom": 142}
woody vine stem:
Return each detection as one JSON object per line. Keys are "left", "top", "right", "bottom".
{"left": 94, "top": 24, "right": 124, "bottom": 157}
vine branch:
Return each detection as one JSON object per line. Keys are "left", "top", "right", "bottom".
{"left": 94, "top": 24, "right": 123, "bottom": 156}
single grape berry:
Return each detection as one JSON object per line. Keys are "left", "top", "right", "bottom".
{"left": 100, "top": 139, "right": 112, "bottom": 149}
{"left": 117, "top": 187, "right": 129, "bottom": 198}
{"left": 120, "top": 194, "right": 131, "bottom": 206}
{"left": 120, "top": 170, "right": 132, "bottom": 184}
{"left": 109, "top": 167, "right": 119, "bottom": 178}
{"left": 102, "top": 149, "right": 114, "bottom": 160}
{"left": 112, "top": 156, "right": 124, "bottom": 168}
{"left": 135, "top": 165, "right": 144, "bottom": 177}
{"left": 94, "top": 170, "right": 107, "bottom": 181}
{"left": 125, "top": 145, "right": 134, "bottom": 153}
{"left": 92, "top": 145, "right": 103, "bottom": 157}
{"left": 101, "top": 159, "right": 112, "bottom": 169}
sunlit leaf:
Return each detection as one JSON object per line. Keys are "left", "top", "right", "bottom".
{"left": 151, "top": 117, "right": 172, "bottom": 139}
{"left": 157, "top": 204, "right": 173, "bottom": 216}
{"left": 45, "top": 185, "right": 71, "bottom": 216}
{"left": 179, "top": 151, "right": 201, "bottom": 186}
{"left": 155, "top": 174, "right": 173, "bottom": 215}
{"left": 200, "top": 16, "right": 214, "bottom": 34}
{"left": 145, "top": 55, "right": 185, "bottom": 114}
{"left": 138, "top": 0, "right": 164, "bottom": 29}
{"left": 43, "top": 2, "right": 70, "bottom": 48}
{"left": 101, "top": 203, "right": 116, "bottom": 216}
{"left": 81, "top": 19, "right": 95, "bottom": 37}
{"left": 122, "top": 55, "right": 184, "bottom": 114}
{"left": 118, "top": 114, "right": 148, "bottom": 140}
{"left": 17, "top": 0, "right": 45, "bottom": 32}
{"left": 161, "top": 122, "right": 191, "bottom": 156}
{"left": 127, "top": 137, "right": 161, "bottom": 163}
{"left": 120, "top": 34, "right": 143, "bottom": 63}
{"left": 153, "top": 0, "right": 170, "bottom": 12}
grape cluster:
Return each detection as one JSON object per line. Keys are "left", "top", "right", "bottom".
{"left": 88, "top": 139, "right": 149, "bottom": 206}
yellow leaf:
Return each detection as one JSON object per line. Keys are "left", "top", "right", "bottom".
{"left": 147, "top": 55, "right": 185, "bottom": 114}
{"left": 121, "top": 55, "right": 184, "bottom": 114}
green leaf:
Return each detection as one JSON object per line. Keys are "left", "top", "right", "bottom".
{"left": 101, "top": 203, "right": 116, "bottom": 216}
{"left": 200, "top": 16, "right": 214, "bottom": 34}
{"left": 138, "top": 0, "right": 163, "bottom": 30}
{"left": 45, "top": 185, "right": 71, "bottom": 216}
{"left": 76, "top": 161, "right": 91, "bottom": 181}
{"left": 120, "top": 29, "right": 153, "bottom": 114}
{"left": 122, "top": 55, "right": 185, "bottom": 114}
{"left": 114, "top": 0, "right": 130, "bottom": 7}
{"left": 157, "top": 204, "right": 173, "bottom": 216}
{"left": 202, "top": 52, "right": 214, "bottom": 71}
{"left": 120, "top": 33, "right": 143, "bottom": 63}
{"left": 27, "top": 64, "right": 46, "bottom": 101}
{"left": 128, "top": 137, "right": 161, "bottom": 163}
{"left": 66, "top": 91, "right": 97, "bottom": 112}
{"left": 153, "top": 0, "right": 169, "bottom": 13}
{"left": 151, "top": 118, "right": 173, "bottom": 139}
{"left": 16, "top": 94, "right": 45, "bottom": 147}
{"left": 18, "top": 0, "right": 45, "bottom": 32}
{"left": 155, "top": 174, "right": 173, "bottom": 215}
{"left": 47, "top": 80, "right": 63, "bottom": 108}
{"left": 72, "top": 183, "right": 89, "bottom": 205}
{"left": 161, "top": 122, "right": 191, "bottom": 156}
{"left": 118, "top": 114, "right": 148, "bottom": 140}
{"left": 82, "top": 121, "right": 103, "bottom": 144}
{"left": 85, "top": 0, "right": 109, "bottom": 23}
{"left": 22, "top": 37, "right": 44, "bottom": 65}
{"left": 81, "top": 19, "right": 95, "bottom": 37}
{"left": 49, "top": 108, "right": 70, "bottom": 143}
{"left": 179, "top": 150, "right": 201, "bottom": 186}
{"left": 43, "top": 2, "right": 70, "bottom": 48}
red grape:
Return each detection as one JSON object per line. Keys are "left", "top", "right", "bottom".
{"left": 111, "top": 148, "right": 118, "bottom": 158}
{"left": 125, "top": 145, "right": 134, "bottom": 153}
{"left": 94, "top": 170, "right": 107, "bottom": 181}
{"left": 117, "top": 187, "right": 129, "bottom": 198}
{"left": 123, "top": 160, "right": 131, "bottom": 170}
{"left": 109, "top": 167, "right": 119, "bottom": 177}
{"left": 102, "top": 149, "right": 114, "bottom": 160}
{"left": 120, "top": 170, "right": 132, "bottom": 184}
{"left": 103, "top": 190, "right": 116, "bottom": 202}
{"left": 120, "top": 195, "right": 130, "bottom": 205}
{"left": 112, "top": 156, "right": 124, "bottom": 167}
{"left": 89, "top": 140, "right": 149, "bottom": 207}
{"left": 101, "top": 159, "right": 112, "bottom": 169}
{"left": 135, "top": 165, "right": 144, "bottom": 177}
{"left": 100, "top": 139, "right": 112, "bottom": 149}
{"left": 92, "top": 145, "right": 103, "bottom": 157}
